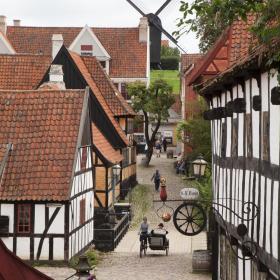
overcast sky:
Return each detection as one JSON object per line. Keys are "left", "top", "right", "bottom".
{"left": 1, "top": 0, "right": 200, "bottom": 53}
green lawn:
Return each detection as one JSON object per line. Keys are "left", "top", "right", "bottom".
{"left": 151, "top": 70, "right": 180, "bottom": 94}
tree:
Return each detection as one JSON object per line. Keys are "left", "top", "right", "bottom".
{"left": 161, "top": 46, "right": 180, "bottom": 57}
{"left": 176, "top": 97, "right": 211, "bottom": 163}
{"left": 128, "top": 80, "right": 175, "bottom": 166}
{"left": 174, "top": 0, "right": 280, "bottom": 53}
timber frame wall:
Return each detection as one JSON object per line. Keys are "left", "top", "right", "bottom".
{"left": 209, "top": 69, "right": 280, "bottom": 279}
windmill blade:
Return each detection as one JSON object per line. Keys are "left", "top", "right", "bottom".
{"left": 152, "top": 21, "right": 187, "bottom": 53}
{"left": 155, "top": 0, "right": 172, "bottom": 16}
{"left": 126, "top": 0, "right": 146, "bottom": 16}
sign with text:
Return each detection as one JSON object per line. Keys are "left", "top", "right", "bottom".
{"left": 180, "top": 188, "right": 200, "bottom": 200}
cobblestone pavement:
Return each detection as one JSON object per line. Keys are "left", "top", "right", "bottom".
{"left": 96, "top": 153, "right": 211, "bottom": 280}
{"left": 37, "top": 153, "right": 211, "bottom": 280}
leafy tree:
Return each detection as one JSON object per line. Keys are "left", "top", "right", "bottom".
{"left": 161, "top": 46, "right": 180, "bottom": 57}
{"left": 176, "top": 97, "right": 211, "bottom": 163}
{"left": 174, "top": 0, "right": 279, "bottom": 53}
{"left": 128, "top": 80, "right": 175, "bottom": 166}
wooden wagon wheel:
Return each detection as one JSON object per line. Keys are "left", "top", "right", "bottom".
{"left": 173, "top": 202, "right": 206, "bottom": 236}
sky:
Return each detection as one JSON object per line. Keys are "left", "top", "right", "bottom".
{"left": 1, "top": 0, "right": 200, "bottom": 53}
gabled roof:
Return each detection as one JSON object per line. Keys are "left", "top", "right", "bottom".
{"left": 0, "top": 89, "right": 86, "bottom": 201}
{"left": 181, "top": 53, "right": 202, "bottom": 74}
{"left": 0, "top": 239, "right": 53, "bottom": 279}
{"left": 188, "top": 14, "right": 257, "bottom": 86}
{"left": 0, "top": 31, "right": 16, "bottom": 54}
{"left": 69, "top": 25, "right": 111, "bottom": 60}
{"left": 6, "top": 26, "right": 147, "bottom": 78}
{"left": 92, "top": 124, "right": 123, "bottom": 165}
{"left": 68, "top": 51, "right": 129, "bottom": 145}
{"left": 0, "top": 54, "right": 51, "bottom": 90}
{"left": 82, "top": 56, "right": 136, "bottom": 117}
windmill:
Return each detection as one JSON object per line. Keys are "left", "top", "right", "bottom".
{"left": 126, "top": 0, "right": 186, "bottom": 69}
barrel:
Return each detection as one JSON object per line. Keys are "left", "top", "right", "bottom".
{"left": 192, "top": 250, "right": 212, "bottom": 272}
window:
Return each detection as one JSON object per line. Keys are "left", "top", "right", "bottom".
{"left": 79, "top": 199, "right": 86, "bottom": 225}
{"left": 17, "top": 204, "right": 31, "bottom": 233}
{"left": 99, "top": 61, "right": 106, "bottom": 68}
{"left": 231, "top": 119, "right": 238, "bottom": 157}
{"left": 122, "top": 148, "right": 129, "bottom": 167}
{"left": 246, "top": 114, "right": 252, "bottom": 158}
{"left": 80, "top": 147, "right": 88, "bottom": 170}
{"left": 0, "top": 216, "right": 9, "bottom": 235}
{"left": 262, "top": 112, "right": 269, "bottom": 161}
{"left": 121, "top": 83, "right": 129, "bottom": 100}
{"left": 81, "top": 45, "right": 93, "bottom": 56}
{"left": 127, "top": 118, "right": 134, "bottom": 134}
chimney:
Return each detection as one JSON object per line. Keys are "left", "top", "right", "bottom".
{"left": 139, "top": 17, "right": 148, "bottom": 43}
{"left": 49, "top": 64, "right": 65, "bottom": 90}
{"left": 0, "top": 15, "right": 7, "bottom": 35}
{"left": 52, "top": 34, "right": 63, "bottom": 59}
{"left": 13, "top": 19, "right": 21, "bottom": 26}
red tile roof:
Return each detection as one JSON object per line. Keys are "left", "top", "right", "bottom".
{"left": 188, "top": 14, "right": 257, "bottom": 86}
{"left": 0, "top": 89, "right": 86, "bottom": 201}
{"left": 6, "top": 26, "right": 147, "bottom": 78}
{"left": 92, "top": 124, "right": 123, "bottom": 165}
{"left": 0, "top": 54, "right": 51, "bottom": 90}
{"left": 82, "top": 56, "right": 135, "bottom": 117}
{"left": 181, "top": 53, "right": 203, "bottom": 73}
{"left": 69, "top": 51, "right": 129, "bottom": 145}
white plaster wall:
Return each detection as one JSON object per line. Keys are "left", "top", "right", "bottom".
{"left": 226, "top": 91, "right": 232, "bottom": 157}
{"left": 261, "top": 72, "right": 269, "bottom": 112}
{"left": 1, "top": 204, "right": 14, "bottom": 233}
{"left": 238, "top": 248, "right": 244, "bottom": 280}
{"left": 70, "top": 29, "right": 109, "bottom": 59}
{"left": 259, "top": 175, "right": 265, "bottom": 247}
{"left": 53, "top": 238, "right": 65, "bottom": 260}
{"left": 2, "top": 237, "right": 13, "bottom": 252}
{"left": 34, "top": 237, "right": 49, "bottom": 260}
{"left": 269, "top": 69, "right": 280, "bottom": 165}
{"left": 272, "top": 181, "right": 279, "bottom": 259}
{"left": 251, "top": 78, "right": 260, "bottom": 158}
{"left": 17, "top": 237, "right": 30, "bottom": 259}
{"left": 35, "top": 205, "right": 45, "bottom": 234}
{"left": 237, "top": 84, "right": 244, "bottom": 157}
{"left": 265, "top": 178, "right": 272, "bottom": 254}
{"left": 48, "top": 205, "right": 65, "bottom": 234}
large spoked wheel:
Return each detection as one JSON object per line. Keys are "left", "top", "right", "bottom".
{"left": 173, "top": 202, "right": 206, "bottom": 236}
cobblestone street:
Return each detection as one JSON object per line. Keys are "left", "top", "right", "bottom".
{"left": 96, "top": 153, "right": 211, "bottom": 280}
{"left": 38, "top": 153, "right": 211, "bottom": 280}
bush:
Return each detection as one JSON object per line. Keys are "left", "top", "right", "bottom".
{"left": 160, "top": 56, "right": 179, "bottom": 70}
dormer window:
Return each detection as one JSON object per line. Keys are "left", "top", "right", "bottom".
{"left": 81, "top": 45, "right": 93, "bottom": 56}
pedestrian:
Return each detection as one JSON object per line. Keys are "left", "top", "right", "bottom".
{"left": 155, "top": 140, "right": 161, "bottom": 158}
{"left": 162, "top": 138, "right": 167, "bottom": 152}
{"left": 151, "top": 169, "right": 161, "bottom": 191}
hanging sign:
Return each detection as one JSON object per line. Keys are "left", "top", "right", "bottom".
{"left": 180, "top": 188, "right": 200, "bottom": 200}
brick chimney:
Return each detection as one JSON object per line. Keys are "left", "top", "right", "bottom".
{"left": 52, "top": 34, "right": 63, "bottom": 59}
{"left": 0, "top": 16, "right": 7, "bottom": 35}
{"left": 13, "top": 19, "right": 21, "bottom": 26}
{"left": 139, "top": 17, "right": 148, "bottom": 43}
{"left": 49, "top": 64, "right": 65, "bottom": 89}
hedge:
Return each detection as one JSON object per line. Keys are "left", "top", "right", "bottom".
{"left": 160, "top": 56, "right": 179, "bottom": 70}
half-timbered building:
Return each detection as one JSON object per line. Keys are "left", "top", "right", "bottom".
{"left": 0, "top": 88, "right": 95, "bottom": 262}
{"left": 199, "top": 37, "right": 280, "bottom": 279}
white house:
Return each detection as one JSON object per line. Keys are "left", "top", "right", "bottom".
{"left": 200, "top": 41, "right": 280, "bottom": 279}
{"left": 0, "top": 87, "right": 94, "bottom": 262}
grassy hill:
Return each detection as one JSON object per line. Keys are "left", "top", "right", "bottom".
{"left": 151, "top": 70, "right": 180, "bottom": 94}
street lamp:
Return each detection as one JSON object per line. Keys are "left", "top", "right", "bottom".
{"left": 192, "top": 154, "right": 207, "bottom": 178}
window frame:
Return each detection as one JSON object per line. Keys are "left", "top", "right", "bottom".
{"left": 17, "top": 204, "right": 31, "bottom": 234}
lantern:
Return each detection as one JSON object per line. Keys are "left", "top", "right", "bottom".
{"left": 192, "top": 155, "right": 207, "bottom": 178}
{"left": 75, "top": 255, "right": 91, "bottom": 279}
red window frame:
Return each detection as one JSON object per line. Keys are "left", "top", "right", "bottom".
{"left": 80, "top": 199, "right": 86, "bottom": 226}
{"left": 17, "top": 204, "right": 31, "bottom": 233}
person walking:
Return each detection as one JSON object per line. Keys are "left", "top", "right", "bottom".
{"left": 151, "top": 169, "right": 161, "bottom": 191}
{"left": 155, "top": 140, "right": 161, "bottom": 158}
{"left": 162, "top": 138, "right": 167, "bottom": 152}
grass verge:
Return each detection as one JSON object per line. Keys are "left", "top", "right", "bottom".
{"left": 151, "top": 70, "right": 180, "bottom": 94}
{"left": 130, "top": 184, "right": 152, "bottom": 229}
